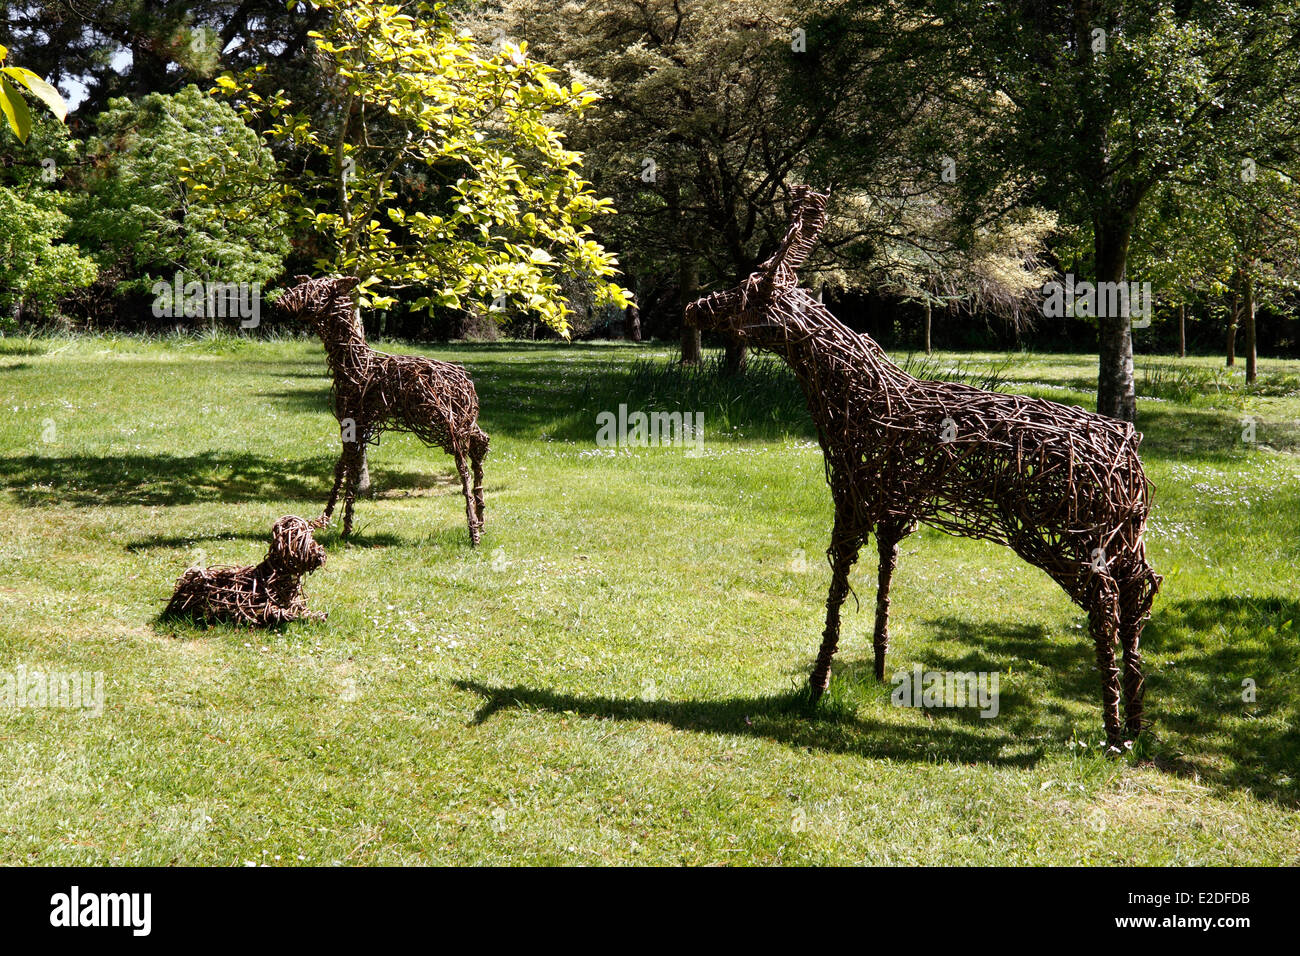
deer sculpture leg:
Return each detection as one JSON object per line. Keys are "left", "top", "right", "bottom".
{"left": 469, "top": 428, "right": 488, "bottom": 528}
{"left": 341, "top": 437, "right": 367, "bottom": 539}
{"left": 1088, "top": 579, "right": 1125, "bottom": 747}
{"left": 322, "top": 451, "right": 348, "bottom": 526}
{"left": 1119, "top": 574, "right": 1156, "bottom": 739}
{"left": 453, "top": 447, "right": 481, "bottom": 547}
{"left": 871, "top": 521, "right": 910, "bottom": 682}
{"left": 809, "top": 512, "right": 863, "bottom": 701}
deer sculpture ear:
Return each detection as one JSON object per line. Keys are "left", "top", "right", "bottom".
{"left": 763, "top": 185, "right": 830, "bottom": 282}
{"left": 334, "top": 276, "right": 361, "bottom": 294}
{"left": 294, "top": 274, "right": 311, "bottom": 285}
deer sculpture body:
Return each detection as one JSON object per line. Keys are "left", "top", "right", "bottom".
{"left": 278, "top": 275, "right": 489, "bottom": 545}
{"left": 686, "top": 188, "right": 1161, "bottom": 746}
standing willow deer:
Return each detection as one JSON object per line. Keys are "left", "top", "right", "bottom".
{"left": 278, "top": 275, "right": 489, "bottom": 545}
{"left": 686, "top": 187, "right": 1161, "bottom": 747}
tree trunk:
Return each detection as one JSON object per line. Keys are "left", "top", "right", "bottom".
{"left": 1094, "top": 215, "right": 1138, "bottom": 423}
{"left": 1177, "top": 303, "right": 1186, "bottom": 358}
{"left": 1226, "top": 292, "right": 1238, "bottom": 367}
{"left": 349, "top": 299, "right": 371, "bottom": 493}
{"left": 924, "top": 301, "right": 933, "bottom": 355}
{"left": 624, "top": 304, "right": 641, "bottom": 342}
{"left": 723, "top": 342, "right": 747, "bottom": 375}
{"left": 679, "top": 256, "right": 701, "bottom": 364}
{"left": 1244, "top": 274, "right": 1257, "bottom": 384}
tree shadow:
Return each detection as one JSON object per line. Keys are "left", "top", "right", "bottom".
{"left": 0, "top": 451, "right": 456, "bottom": 508}
{"left": 126, "top": 526, "right": 412, "bottom": 552}
{"left": 1142, "top": 595, "right": 1300, "bottom": 807}
{"left": 125, "top": 529, "right": 273, "bottom": 552}
{"left": 452, "top": 679, "right": 1044, "bottom": 767}
{"left": 901, "top": 602, "right": 1300, "bottom": 807}
{"left": 0, "top": 341, "right": 46, "bottom": 356}
{"left": 257, "top": 387, "right": 332, "bottom": 413}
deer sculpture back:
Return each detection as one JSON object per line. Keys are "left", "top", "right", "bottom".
{"left": 686, "top": 187, "right": 1160, "bottom": 747}
{"left": 278, "top": 275, "right": 489, "bottom": 545}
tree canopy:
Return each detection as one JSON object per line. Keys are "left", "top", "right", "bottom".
{"left": 1, "top": 0, "right": 1299, "bottom": 413}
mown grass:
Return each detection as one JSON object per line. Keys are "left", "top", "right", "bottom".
{"left": 0, "top": 334, "right": 1296, "bottom": 865}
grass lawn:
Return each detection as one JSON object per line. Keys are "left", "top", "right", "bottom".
{"left": 0, "top": 333, "right": 1297, "bottom": 865}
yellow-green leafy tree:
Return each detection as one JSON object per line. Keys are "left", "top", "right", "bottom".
{"left": 0, "top": 43, "right": 68, "bottom": 143}
{"left": 213, "top": 0, "right": 628, "bottom": 336}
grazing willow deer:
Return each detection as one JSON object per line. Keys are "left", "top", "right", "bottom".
{"left": 686, "top": 187, "right": 1161, "bottom": 746}
{"left": 278, "top": 275, "right": 489, "bottom": 545}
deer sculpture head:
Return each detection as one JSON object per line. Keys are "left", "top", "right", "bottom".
{"left": 277, "top": 275, "right": 363, "bottom": 345}
{"left": 684, "top": 186, "right": 830, "bottom": 343}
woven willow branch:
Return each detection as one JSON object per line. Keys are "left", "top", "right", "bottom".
{"left": 688, "top": 186, "right": 1161, "bottom": 746}
{"left": 278, "top": 276, "right": 490, "bottom": 545}
{"left": 164, "top": 516, "right": 327, "bottom": 626}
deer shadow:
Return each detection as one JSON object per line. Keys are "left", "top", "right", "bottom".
{"left": 452, "top": 677, "right": 1043, "bottom": 767}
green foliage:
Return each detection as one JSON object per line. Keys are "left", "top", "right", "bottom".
{"left": 69, "top": 85, "right": 289, "bottom": 294}
{"left": 220, "top": 0, "right": 628, "bottom": 334}
{"left": 0, "top": 43, "right": 67, "bottom": 144}
{"left": 0, "top": 117, "right": 97, "bottom": 324}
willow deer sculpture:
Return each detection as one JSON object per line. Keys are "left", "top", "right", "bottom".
{"left": 686, "top": 187, "right": 1161, "bottom": 746}
{"left": 278, "top": 275, "right": 489, "bottom": 545}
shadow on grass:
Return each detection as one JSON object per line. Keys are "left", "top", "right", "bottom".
{"left": 1142, "top": 595, "right": 1300, "bottom": 808}
{"left": 457, "top": 595, "right": 1298, "bottom": 802}
{"left": 885, "top": 601, "right": 1299, "bottom": 807}
{"left": 0, "top": 341, "right": 46, "bottom": 356}
{"left": 126, "top": 526, "right": 414, "bottom": 552}
{"left": 452, "top": 679, "right": 1043, "bottom": 767}
{"left": 126, "top": 529, "right": 276, "bottom": 551}
{"left": 0, "top": 452, "right": 450, "bottom": 507}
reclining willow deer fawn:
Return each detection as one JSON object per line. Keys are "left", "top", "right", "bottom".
{"left": 687, "top": 187, "right": 1161, "bottom": 747}
{"left": 277, "top": 275, "right": 490, "bottom": 546}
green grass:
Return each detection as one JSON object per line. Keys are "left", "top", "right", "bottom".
{"left": 1, "top": 334, "right": 1297, "bottom": 865}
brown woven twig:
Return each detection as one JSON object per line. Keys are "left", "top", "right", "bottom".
{"left": 163, "top": 516, "right": 328, "bottom": 626}
{"left": 687, "top": 187, "right": 1161, "bottom": 746}
{"left": 277, "top": 276, "right": 490, "bottom": 545}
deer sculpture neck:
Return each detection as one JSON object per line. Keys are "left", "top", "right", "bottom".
{"left": 318, "top": 295, "right": 371, "bottom": 380}
{"left": 687, "top": 191, "right": 903, "bottom": 408}
{"left": 739, "top": 282, "right": 897, "bottom": 402}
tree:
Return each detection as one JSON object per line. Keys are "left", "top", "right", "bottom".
{"left": 220, "top": 0, "right": 627, "bottom": 336}
{"left": 0, "top": 116, "right": 97, "bottom": 324}
{"left": 1129, "top": 148, "right": 1300, "bottom": 375}
{"left": 1216, "top": 161, "right": 1300, "bottom": 382}
{"left": 0, "top": 2, "right": 327, "bottom": 118}
{"left": 930, "top": 0, "right": 1300, "bottom": 422}
{"left": 67, "top": 85, "right": 289, "bottom": 308}
{"left": 479, "top": 0, "right": 801, "bottom": 365}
